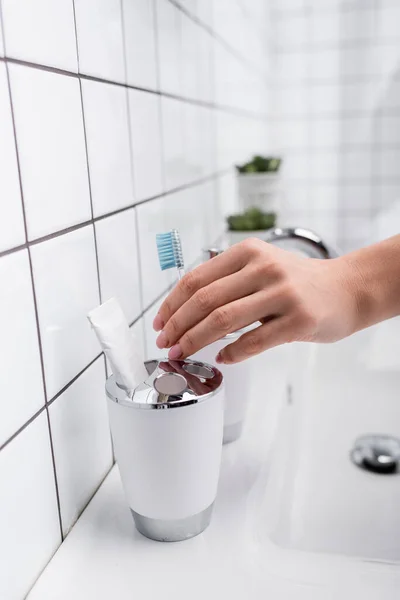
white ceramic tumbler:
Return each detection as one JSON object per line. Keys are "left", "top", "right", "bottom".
{"left": 105, "top": 358, "right": 224, "bottom": 542}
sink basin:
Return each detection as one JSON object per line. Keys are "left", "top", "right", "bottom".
{"left": 255, "top": 324, "right": 400, "bottom": 562}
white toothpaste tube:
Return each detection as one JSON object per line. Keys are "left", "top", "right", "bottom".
{"left": 88, "top": 298, "right": 147, "bottom": 391}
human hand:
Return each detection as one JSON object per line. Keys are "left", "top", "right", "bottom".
{"left": 152, "top": 238, "right": 363, "bottom": 364}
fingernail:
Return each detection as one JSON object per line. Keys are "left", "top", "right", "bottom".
{"left": 156, "top": 331, "right": 168, "bottom": 349}
{"left": 215, "top": 352, "right": 223, "bottom": 364}
{"left": 153, "top": 314, "right": 164, "bottom": 332}
{"left": 168, "top": 344, "right": 182, "bottom": 360}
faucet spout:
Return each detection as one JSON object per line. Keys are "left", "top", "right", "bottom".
{"left": 263, "top": 227, "right": 338, "bottom": 259}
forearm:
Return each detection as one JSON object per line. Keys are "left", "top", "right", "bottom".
{"left": 341, "top": 234, "right": 400, "bottom": 332}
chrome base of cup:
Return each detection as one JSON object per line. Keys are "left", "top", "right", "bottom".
{"left": 131, "top": 503, "right": 214, "bottom": 542}
{"left": 223, "top": 421, "right": 243, "bottom": 444}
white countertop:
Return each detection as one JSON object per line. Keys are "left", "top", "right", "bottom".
{"left": 27, "top": 342, "right": 400, "bottom": 600}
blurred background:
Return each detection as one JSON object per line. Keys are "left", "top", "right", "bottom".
{"left": 0, "top": 1, "right": 399, "bottom": 598}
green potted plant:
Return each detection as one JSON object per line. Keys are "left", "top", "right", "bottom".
{"left": 236, "top": 155, "right": 282, "bottom": 212}
{"left": 227, "top": 207, "right": 277, "bottom": 245}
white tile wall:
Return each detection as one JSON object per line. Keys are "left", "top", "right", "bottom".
{"left": 9, "top": 64, "right": 91, "bottom": 240}
{"left": 74, "top": 0, "right": 125, "bottom": 83}
{"left": 0, "top": 413, "right": 61, "bottom": 600}
{"left": 161, "top": 95, "right": 185, "bottom": 190}
{"left": 30, "top": 226, "right": 100, "bottom": 399}
{"left": 128, "top": 89, "right": 164, "bottom": 200}
{"left": 273, "top": 0, "right": 400, "bottom": 250}
{"left": 0, "top": 10, "right": 4, "bottom": 55}
{"left": 0, "top": 63, "right": 25, "bottom": 252}
{"left": 95, "top": 209, "right": 142, "bottom": 324}
{"left": 0, "top": 251, "right": 44, "bottom": 447}
{"left": 49, "top": 358, "right": 112, "bottom": 535}
{"left": 82, "top": 79, "right": 134, "bottom": 217}
{"left": 0, "top": 0, "right": 269, "bottom": 593}
{"left": 1, "top": 0, "right": 78, "bottom": 71}
{"left": 122, "top": 0, "right": 158, "bottom": 90}
{"left": 156, "top": 0, "right": 182, "bottom": 96}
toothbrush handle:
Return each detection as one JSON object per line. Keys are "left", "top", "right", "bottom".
{"left": 178, "top": 267, "right": 185, "bottom": 280}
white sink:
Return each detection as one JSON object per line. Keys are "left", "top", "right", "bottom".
{"left": 257, "top": 325, "right": 400, "bottom": 562}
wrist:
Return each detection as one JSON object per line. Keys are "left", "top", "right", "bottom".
{"left": 336, "top": 253, "right": 373, "bottom": 334}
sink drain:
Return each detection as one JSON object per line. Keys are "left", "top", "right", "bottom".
{"left": 350, "top": 434, "right": 400, "bottom": 474}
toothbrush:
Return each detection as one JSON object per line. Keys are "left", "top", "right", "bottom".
{"left": 156, "top": 229, "right": 185, "bottom": 280}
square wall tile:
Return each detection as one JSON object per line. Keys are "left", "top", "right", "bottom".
{"left": 74, "top": 0, "right": 125, "bottom": 83}
{"left": 1, "top": 0, "right": 78, "bottom": 71}
{"left": 0, "top": 413, "right": 61, "bottom": 600}
{"left": 379, "top": 149, "right": 400, "bottom": 178}
{"left": 310, "top": 49, "right": 339, "bottom": 81}
{"left": 341, "top": 149, "right": 373, "bottom": 181}
{"left": 378, "top": 182, "right": 400, "bottom": 212}
{"left": 136, "top": 197, "right": 171, "bottom": 308}
{"left": 0, "top": 63, "right": 25, "bottom": 252}
{"left": 0, "top": 251, "right": 44, "bottom": 447}
{"left": 379, "top": 115, "right": 400, "bottom": 145}
{"left": 0, "top": 10, "right": 4, "bottom": 56}
{"left": 311, "top": 11, "right": 339, "bottom": 44}
{"left": 196, "top": 27, "right": 213, "bottom": 104}
{"left": 310, "top": 184, "right": 339, "bottom": 212}
{"left": 123, "top": 0, "right": 158, "bottom": 90}
{"left": 377, "top": 5, "right": 400, "bottom": 38}
{"left": 309, "top": 151, "right": 340, "bottom": 182}
{"left": 49, "top": 358, "right": 112, "bottom": 535}
{"left": 340, "top": 184, "right": 372, "bottom": 212}
{"left": 30, "top": 226, "right": 100, "bottom": 399}
{"left": 163, "top": 188, "right": 205, "bottom": 269}
{"left": 309, "top": 84, "right": 340, "bottom": 114}
{"left": 275, "top": 13, "right": 309, "bottom": 46}
{"left": 95, "top": 209, "right": 142, "bottom": 324}
{"left": 82, "top": 80, "right": 134, "bottom": 217}
{"left": 181, "top": 12, "right": 199, "bottom": 100}
{"left": 341, "top": 116, "right": 373, "bottom": 146}
{"left": 310, "top": 118, "right": 341, "bottom": 148}
{"left": 161, "top": 96, "right": 185, "bottom": 190}
{"left": 9, "top": 64, "right": 91, "bottom": 240}
{"left": 156, "top": 0, "right": 182, "bottom": 96}
{"left": 128, "top": 89, "right": 163, "bottom": 200}
{"left": 342, "top": 215, "right": 372, "bottom": 247}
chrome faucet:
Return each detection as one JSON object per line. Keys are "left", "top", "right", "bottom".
{"left": 263, "top": 227, "right": 338, "bottom": 259}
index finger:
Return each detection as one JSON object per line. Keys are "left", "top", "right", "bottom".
{"left": 153, "top": 243, "right": 249, "bottom": 331}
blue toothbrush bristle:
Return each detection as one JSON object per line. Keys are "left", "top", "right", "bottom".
{"left": 156, "top": 230, "right": 184, "bottom": 271}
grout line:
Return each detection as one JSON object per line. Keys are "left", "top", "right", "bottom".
{"left": 0, "top": 55, "right": 267, "bottom": 120}
{"left": 153, "top": 0, "right": 167, "bottom": 193}
{"left": 77, "top": 78, "right": 102, "bottom": 304}
{"left": 46, "top": 353, "right": 103, "bottom": 409}
{"left": 271, "top": 108, "right": 400, "bottom": 121}
{"left": 272, "top": 35, "right": 400, "bottom": 55}
{"left": 120, "top": 0, "right": 145, "bottom": 320}
{"left": 44, "top": 407, "right": 64, "bottom": 540}
{"left": 4, "top": 56, "right": 64, "bottom": 541}
{"left": 0, "top": 405, "right": 47, "bottom": 452}
{"left": 270, "top": 0, "right": 395, "bottom": 19}
{"left": 0, "top": 169, "right": 231, "bottom": 260}
{"left": 272, "top": 73, "right": 400, "bottom": 88}
{"left": 71, "top": 0, "right": 80, "bottom": 72}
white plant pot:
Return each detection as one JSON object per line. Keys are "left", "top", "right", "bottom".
{"left": 227, "top": 229, "right": 273, "bottom": 246}
{"left": 237, "top": 172, "right": 281, "bottom": 212}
